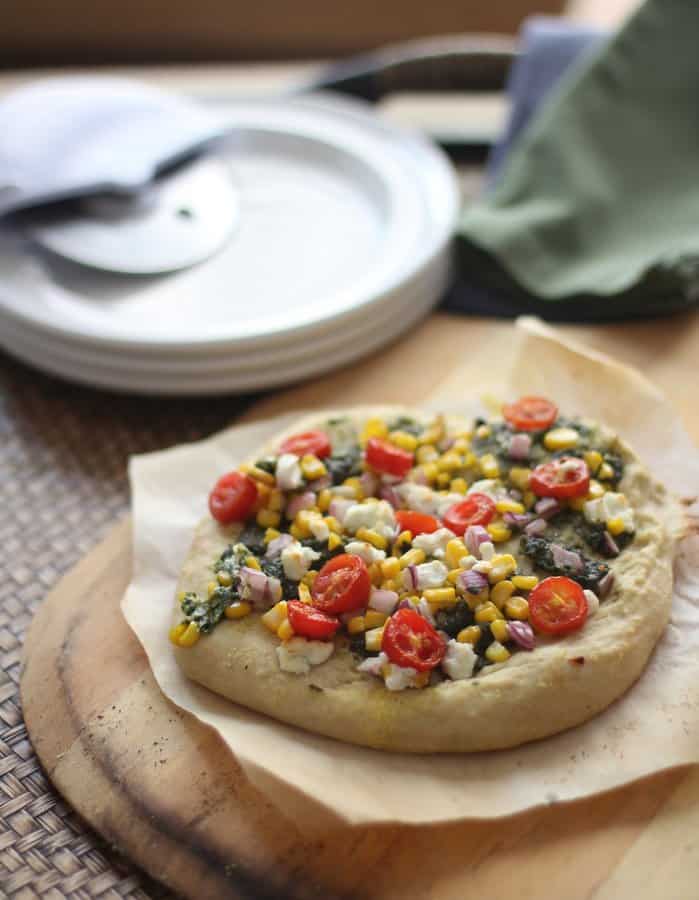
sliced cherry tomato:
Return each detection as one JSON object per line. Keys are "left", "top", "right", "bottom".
{"left": 528, "top": 576, "right": 588, "bottom": 635}
{"left": 311, "top": 554, "right": 371, "bottom": 615}
{"left": 279, "top": 429, "right": 332, "bottom": 458}
{"left": 530, "top": 456, "right": 590, "bottom": 499}
{"left": 208, "top": 471, "right": 258, "bottom": 523}
{"left": 442, "top": 493, "right": 496, "bottom": 535}
{"left": 395, "top": 510, "right": 441, "bottom": 535}
{"left": 503, "top": 396, "right": 558, "bottom": 432}
{"left": 287, "top": 600, "right": 340, "bottom": 640}
{"left": 381, "top": 608, "right": 447, "bottom": 672}
{"left": 365, "top": 437, "right": 414, "bottom": 478}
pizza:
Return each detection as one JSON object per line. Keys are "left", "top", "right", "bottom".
{"left": 169, "top": 399, "right": 682, "bottom": 752}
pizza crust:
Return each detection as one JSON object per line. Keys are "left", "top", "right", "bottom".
{"left": 173, "top": 407, "right": 684, "bottom": 752}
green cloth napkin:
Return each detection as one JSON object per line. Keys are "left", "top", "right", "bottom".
{"left": 457, "top": 0, "right": 699, "bottom": 319}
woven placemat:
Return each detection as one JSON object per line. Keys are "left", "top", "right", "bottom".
{"left": 0, "top": 352, "right": 258, "bottom": 899}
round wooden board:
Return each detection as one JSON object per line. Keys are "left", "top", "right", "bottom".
{"left": 20, "top": 517, "right": 699, "bottom": 900}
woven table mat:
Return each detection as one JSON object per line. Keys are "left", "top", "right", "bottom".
{"left": 0, "top": 352, "right": 258, "bottom": 899}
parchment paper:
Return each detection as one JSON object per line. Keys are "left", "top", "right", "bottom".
{"left": 122, "top": 319, "right": 699, "bottom": 829}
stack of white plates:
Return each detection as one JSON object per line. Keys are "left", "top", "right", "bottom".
{"left": 0, "top": 94, "right": 459, "bottom": 394}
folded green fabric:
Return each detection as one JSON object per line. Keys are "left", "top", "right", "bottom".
{"left": 457, "top": 0, "right": 699, "bottom": 318}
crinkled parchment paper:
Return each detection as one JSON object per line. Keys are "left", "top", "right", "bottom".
{"left": 122, "top": 319, "right": 699, "bottom": 829}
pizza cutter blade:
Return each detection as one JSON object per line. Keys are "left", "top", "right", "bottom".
{"left": 23, "top": 156, "right": 239, "bottom": 275}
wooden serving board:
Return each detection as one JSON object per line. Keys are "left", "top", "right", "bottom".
{"left": 21, "top": 314, "right": 699, "bottom": 900}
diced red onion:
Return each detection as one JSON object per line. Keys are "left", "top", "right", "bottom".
{"left": 240, "top": 567, "right": 275, "bottom": 609}
{"left": 369, "top": 589, "right": 399, "bottom": 615}
{"left": 328, "top": 498, "right": 354, "bottom": 523}
{"left": 508, "top": 433, "right": 532, "bottom": 460}
{"left": 509, "top": 488, "right": 523, "bottom": 501}
{"left": 308, "top": 474, "right": 331, "bottom": 491}
{"left": 265, "top": 533, "right": 294, "bottom": 558}
{"left": 406, "top": 564, "right": 418, "bottom": 590}
{"left": 503, "top": 512, "right": 534, "bottom": 530}
{"left": 601, "top": 531, "right": 620, "bottom": 557}
{"left": 508, "top": 621, "right": 536, "bottom": 650}
{"left": 465, "top": 525, "right": 490, "bottom": 557}
{"left": 397, "top": 598, "right": 414, "bottom": 610}
{"left": 360, "top": 471, "right": 379, "bottom": 498}
{"left": 598, "top": 571, "right": 615, "bottom": 598}
{"left": 534, "top": 497, "right": 560, "bottom": 519}
{"left": 286, "top": 491, "right": 316, "bottom": 520}
{"left": 550, "top": 543, "right": 584, "bottom": 573}
{"left": 380, "top": 485, "right": 401, "bottom": 509}
{"left": 459, "top": 569, "right": 489, "bottom": 595}
{"left": 524, "top": 517, "right": 547, "bottom": 536}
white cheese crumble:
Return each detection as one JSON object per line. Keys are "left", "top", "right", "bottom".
{"left": 412, "top": 527, "right": 456, "bottom": 560}
{"left": 467, "top": 479, "right": 507, "bottom": 501}
{"left": 357, "top": 651, "right": 388, "bottom": 677}
{"left": 343, "top": 500, "right": 396, "bottom": 539}
{"left": 434, "top": 492, "right": 464, "bottom": 518}
{"left": 307, "top": 514, "right": 329, "bottom": 541}
{"left": 583, "top": 492, "right": 635, "bottom": 532}
{"left": 276, "top": 637, "right": 334, "bottom": 674}
{"left": 458, "top": 554, "right": 478, "bottom": 570}
{"left": 414, "top": 560, "right": 449, "bottom": 590}
{"left": 584, "top": 589, "right": 600, "bottom": 616}
{"left": 383, "top": 662, "right": 422, "bottom": 691}
{"left": 396, "top": 482, "right": 437, "bottom": 515}
{"left": 345, "top": 540, "right": 386, "bottom": 565}
{"left": 276, "top": 453, "right": 303, "bottom": 491}
{"left": 281, "top": 542, "right": 320, "bottom": 580}
{"left": 479, "top": 541, "right": 495, "bottom": 561}
{"left": 442, "top": 639, "right": 477, "bottom": 680}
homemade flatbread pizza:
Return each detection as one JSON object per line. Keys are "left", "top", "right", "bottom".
{"left": 170, "top": 400, "right": 682, "bottom": 752}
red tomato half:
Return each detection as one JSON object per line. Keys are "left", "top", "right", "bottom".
{"left": 208, "top": 471, "right": 258, "bottom": 524}
{"left": 279, "top": 430, "right": 332, "bottom": 459}
{"left": 395, "top": 510, "right": 441, "bottom": 535}
{"left": 365, "top": 438, "right": 413, "bottom": 478}
{"left": 528, "top": 576, "right": 588, "bottom": 635}
{"left": 287, "top": 601, "right": 340, "bottom": 640}
{"left": 311, "top": 554, "right": 371, "bottom": 615}
{"left": 530, "top": 457, "right": 590, "bottom": 499}
{"left": 442, "top": 493, "right": 496, "bottom": 535}
{"left": 381, "top": 608, "right": 447, "bottom": 672}
{"left": 503, "top": 396, "right": 558, "bottom": 432}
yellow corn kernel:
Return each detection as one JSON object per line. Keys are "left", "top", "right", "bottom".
{"left": 355, "top": 527, "right": 388, "bottom": 551}
{"left": 368, "top": 562, "right": 383, "bottom": 586}
{"left": 452, "top": 437, "right": 471, "bottom": 452}
{"left": 256, "top": 508, "right": 280, "bottom": 529}
{"left": 347, "top": 615, "right": 366, "bottom": 634}
{"left": 381, "top": 578, "right": 397, "bottom": 592}
{"left": 598, "top": 462, "right": 615, "bottom": 481}
{"left": 423, "top": 587, "right": 457, "bottom": 606}
{"left": 266, "top": 488, "right": 283, "bottom": 512}
{"left": 277, "top": 618, "right": 294, "bottom": 641}
{"left": 261, "top": 601, "right": 288, "bottom": 632}
{"left": 487, "top": 522, "right": 512, "bottom": 543}
{"left": 342, "top": 476, "right": 364, "bottom": 499}
{"left": 301, "top": 570, "right": 318, "bottom": 587}
{"left": 495, "top": 498, "right": 525, "bottom": 515}
{"left": 543, "top": 427, "right": 579, "bottom": 451}
{"left": 512, "top": 574, "right": 538, "bottom": 591}
{"left": 239, "top": 463, "right": 275, "bottom": 486}
{"left": 381, "top": 556, "right": 401, "bottom": 580}
{"left": 438, "top": 451, "right": 462, "bottom": 472}
{"left": 475, "top": 601, "right": 504, "bottom": 623}
{"left": 300, "top": 454, "right": 327, "bottom": 481}
{"left": 447, "top": 567, "right": 465, "bottom": 585}
{"left": 225, "top": 601, "right": 252, "bottom": 619}
{"left": 504, "top": 595, "right": 529, "bottom": 620}
{"left": 488, "top": 554, "right": 517, "bottom": 584}
{"left": 263, "top": 527, "right": 281, "bottom": 544}
{"left": 178, "top": 621, "right": 201, "bottom": 647}
{"left": 169, "top": 623, "right": 187, "bottom": 645}
{"left": 392, "top": 531, "right": 413, "bottom": 557}
{"left": 607, "top": 517, "right": 626, "bottom": 536}
{"left": 583, "top": 450, "right": 603, "bottom": 475}
{"left": 389, "top": 430, "right": 418, "bottom": 452}
{"left": 207, "top": 580, "right": 218, "bottom": 598}
{"left": 450, "top": 477, "right": 468, "bottom": 494}
{"left": 399, "top": 548, "right": 426, "bottom": 568}
{"left": 465, "top": 587, "right": 490, "bottom": 610}
{"left": 445, "top": 539, "right": 469, "bottom": 569}
{"left": 320, "top": 515, "right": 339, "bottom": 534}
{"left": 317, "top": 488, "right": 332, "bottom": 512}
{"left": 422, "top": 462, "right": 440, "bottom": 483}
{"left": 509, "top": 467, "right": 532, "bottom": 492}
{"left": 365, "top": 609, "right": 388, "bottom": 629}
{"left": 365, "top": 626, "right": 384, "bottom": 652}
{"left": 461, "top": 451, "right": 477, "bottom": 469}
{"left": 288, "top": 523, "right": 304, "bottom": 541}
{"left": 486, "top": 641, "right": 511, "bottom": 663}
{"left": 361, "top": 417, "right": 389, "bottom": 445}
{"left": 436, "top": 472, "right": 451, "bottom": 488}
{"left": 589, "top": 480, "right": 605, "bottom": 499}
{"left": 490, "top": 619, "right": 510, "bottom": 643}
{"left": 418, "top": 424, "right": 443, "bottom": 446}
{"left": 457, "top": 625, "right": 481, "bottom": 644}
{"left": 298, "top": 582, "right": 312, "bottom": 604}
{"left": 416, "top": 444, "right": 439, "bottom": 464}
{"left": 245, "top": 555, "right": 261, "bottom": 571}
{"left": 475, "top": 424, "right": 491, "bottom": 439}
{"left": 217, "top": 569, "right": 233, "bottom": 587}
{"left": 328, "top": 532, "right": 343, "bottom": 551}
{"left": 490, "top": 579, "right": 516, "bottom": 609}
{"left": 523, "top": 491, "right": 537, "bottom": 510}
{"left": 479, "top": 453, "right": 500, "bottom": 479}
